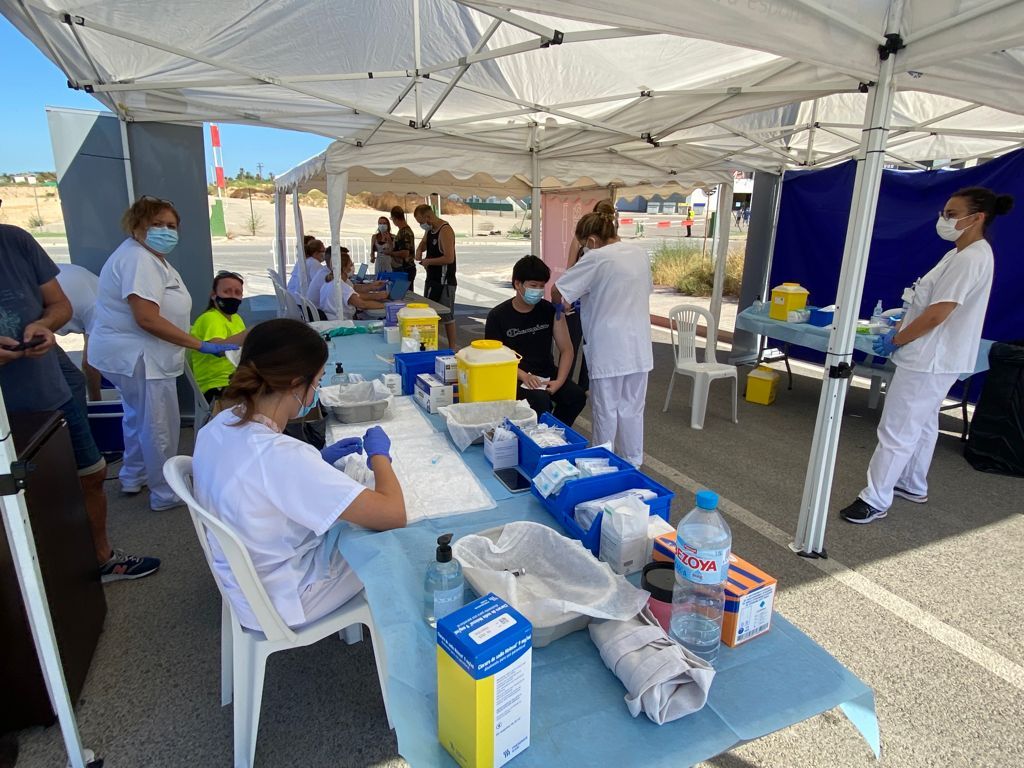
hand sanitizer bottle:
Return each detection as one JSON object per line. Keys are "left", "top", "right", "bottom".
{"left": 328, "top": 362, "right": 348, "bottom": 386}
{"left": 424, "top": 533, "right": 464, "bottom": 628}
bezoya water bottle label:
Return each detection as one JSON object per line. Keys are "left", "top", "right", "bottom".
{"left": 675, "top": 538, "right": 730, "bottom": 585}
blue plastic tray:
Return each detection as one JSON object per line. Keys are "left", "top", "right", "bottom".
{"left": 393, "top": 349, "right": 453, "bottom": 395}
{"left": 510, "top": 412, "right": 588, "bottom": 475}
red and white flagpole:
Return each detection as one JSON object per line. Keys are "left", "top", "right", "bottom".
{"left": 210, "top": 123, "right": 225, "bottom": 199}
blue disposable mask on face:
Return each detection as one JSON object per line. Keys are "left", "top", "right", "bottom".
{"left": 378, "top": 223, "right": 388, "bottom": 233}
{"left": 420, "top": 222, "right": 432, "bottom": 232}
{"left": 523, "top": 287, "right": 544, "bottom": 305}
{"left": 145, "top": 226, "right": 178, "bottom": 255}
{"left": 294, "top": 386, "right": 320, "bottom": 418}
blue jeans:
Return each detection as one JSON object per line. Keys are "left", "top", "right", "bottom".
{"left": 55, "top": 348, "right": 105, "bottom": 475}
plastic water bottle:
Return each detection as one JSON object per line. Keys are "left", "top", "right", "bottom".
{"left": 670, "top": 490, "right": 731, "bottom": 665}
{"left": 871, "top": 299, "right": 885, "bottom": 325}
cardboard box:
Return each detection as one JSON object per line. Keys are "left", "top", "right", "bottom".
{"left": 437, "top": 593, "right": 532, "bottom": 768}
{"left": 721, "top": 554, "right": 776, "bottom": 648}
{"left": 436, "top": 354, "right": 459, "bottom": 384}
{"left": 483, "top": 429, "right": 518, "bottom": 470}
{"left": 415, "top": 373, "right": 454, "bottom": 414}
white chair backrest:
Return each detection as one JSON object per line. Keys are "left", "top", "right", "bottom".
{"left": 163, "top": 456, "right": 298, "bottom": 644}
{"left": 279, "top": 290, "right": 304, "bottom": 322}
{"left": 668, "top": 304, "right": 720, "bottom": 365}
{"left": 298, "top": 294, "right": 320, "bottom": 323}
{"left": 266, "top": 268, "right": 285, "bottom": 289}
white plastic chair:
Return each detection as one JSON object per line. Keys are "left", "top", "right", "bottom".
{"left": 163, "top": 456, "right": 392, "bottom": 768}
{"left": 663, "top": 304, "right": 739, "bottom": 429}
{"left": 297, "top": 293, "right": 321, "bottom": 323}
{"left": 182, "top": 361, "right": 213, "bottom": 428}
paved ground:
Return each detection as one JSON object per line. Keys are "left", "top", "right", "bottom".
{"left": 10, "top": 241, "right": 1022, "bottom": 768}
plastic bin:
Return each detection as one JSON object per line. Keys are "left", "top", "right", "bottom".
{"left": 394, "top": 349, "right": 453, "bottom": 395}
{"left": 807, "top": 307, "right": 834, "bottom": 327}
{"left": 769, "top": 282, "right": 809, "bottom": 321}
{"left": 530, "top": 464, "right": 674, "bottom": 557}
{"left": 87, "top": 396, "right": 125, "bottom": 453}
{"left": 397, "top": 303, "right": 440, "bottom": 350}
{"left": 745, "top": 366, "right": 779, "bottom": 405}
{"left": 455, "top": 340, "right": 521, "bottom": 403}
{"left": 509, "top": 412, "right": 589, "bottom": 475}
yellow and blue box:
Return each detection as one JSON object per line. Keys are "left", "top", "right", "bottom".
{"left": 437, "top": 593, "right": 532, "bottom": 768}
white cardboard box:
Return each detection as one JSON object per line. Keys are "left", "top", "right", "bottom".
{"left": 483, "top": 429, "right": 519, "bottom": 470}
{"left": 415, "top": 373, "right": 454, "bottom": 414}
{"left": 435, "top": 354, "right": 459, "bottom": 384}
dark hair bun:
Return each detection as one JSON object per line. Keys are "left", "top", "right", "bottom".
{"left": 995, "top": 195, "right": 1014, "bottom": 216}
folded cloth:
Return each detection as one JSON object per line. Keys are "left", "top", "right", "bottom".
{"left": 589, "top": 607, "right": 715, "bottom": 725}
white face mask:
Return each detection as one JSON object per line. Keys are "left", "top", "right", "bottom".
{"left": 935, "top": 214, "right": 974, "bottom": 242}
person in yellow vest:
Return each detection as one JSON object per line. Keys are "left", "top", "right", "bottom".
{"left": 189, "top": 271, "right": 249, "bottom": 402}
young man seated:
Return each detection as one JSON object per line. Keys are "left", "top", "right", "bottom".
{"left": 484, "top": 256, "right": 587, "bottom": 427}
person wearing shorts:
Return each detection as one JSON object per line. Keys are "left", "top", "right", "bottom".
{"left": 0, "top": 223, "right": 159, "bottom": 582}
{"left": 413, "top": 204, "right": 459, "bottom": 350}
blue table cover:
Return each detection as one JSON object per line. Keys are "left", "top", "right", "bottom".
{"left": 735, "top": 306, "right": 992, "bottom": 381}
{"left": 326, "top": 328, "right": 881, "bottom": 766}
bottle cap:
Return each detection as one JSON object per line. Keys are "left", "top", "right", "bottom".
{"left": 335, "top": 362, "right": 344, "bottom": 373}
{"left": 695, "top": 490, "right": 719, "bottom": 510}
{"left": 436, "top": 533, "right": 453, "bottom": 563}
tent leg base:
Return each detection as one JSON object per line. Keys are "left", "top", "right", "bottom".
{"left": 789, "top": 542, "right": 828, "bottom": 559}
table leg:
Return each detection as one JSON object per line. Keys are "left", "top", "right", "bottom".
{"left": 783, "top": 343, "right": 793, "bottom": 390}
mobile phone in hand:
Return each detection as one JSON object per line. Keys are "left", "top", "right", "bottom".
{"left": 2, "top": 336, "right": 46, "bottom": 352}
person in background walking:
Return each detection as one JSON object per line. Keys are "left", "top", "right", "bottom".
{"left": 55, "top": 262, "right": 102, "bottom": 400}
{"left": 839, "top": 187, "right": 1014, "bottom": 524}
{"left": 555, "top": 208, "right": 653, "bottom": 467}
{"left": 390, "top": 206, "right": 418, "bottom": 292}
{"left": 89, "top": 196, "right": 237, "bottom": 511}
{"left": 370, "top": 216, "right": 394, "bottom": 277}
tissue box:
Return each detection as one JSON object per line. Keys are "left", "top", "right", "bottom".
{"left": 438, "top": 593, "right": 532, "bottom": 768}
{"left": 722, "top": 554, "right": 776, "bottom": 648}
{"left": 415, "top": 373, "right": 454, "bottom": 414}
{"left": 483, "top": 429, "right": 518, "bottom": 470}
{"left": 384, "top": 301, "right": 407, "bottom": 327}
{"left": 436, "top": 354, "right": 459, "bottom": 384}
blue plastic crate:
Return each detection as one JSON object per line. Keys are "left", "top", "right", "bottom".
{"left": 510, "top": 412, "right": 589, "bottom": 475}
{"left": 393, "top": 349, "right": 453, "bottom": 395}
{"left": 530, "top": 466, "right": 674, "bottom": 557}
{"left": 88, "top": 398, "right": 125, "bottom": 453}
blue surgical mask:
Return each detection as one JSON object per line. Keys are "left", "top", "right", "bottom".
{"left": 144, "top": 226, "right": 178, "bottom": 255}
{"left": 420, "top": 222, "right": 432, "bottom": 232}
{"left": 294, "top": 386, "right": 320, "bottom": 418}
{"left": 378, "top": 223, "right": 389, "bottom": 233}
{"left": 523, "top": 287, "right": 544, "bottom": 305}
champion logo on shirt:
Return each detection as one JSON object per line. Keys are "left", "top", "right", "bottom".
{"left": 506, "top": 323, "right": 550, "bottom": 338}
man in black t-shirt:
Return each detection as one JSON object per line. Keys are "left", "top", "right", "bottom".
{"left": 389, "top": 205, "right": 418, "bottom": 292}
{"left": 484, "top": 256, "right": 587, "bottom": 426}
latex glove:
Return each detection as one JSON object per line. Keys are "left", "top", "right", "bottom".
{"left": 872, "top": 329, "right": 899, "bottom": 357}
{"left": 198, "top": 340, "right": 240, "bottom": 357}
{"left": 363, "top": 425, "right": 392, "bottom": 467}
{"left": 321, "top": 437, "right": 363, "bottom": 465}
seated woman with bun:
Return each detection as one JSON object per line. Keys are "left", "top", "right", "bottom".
{"left": 192, "top": 318, "right": 405, "bottom": 630}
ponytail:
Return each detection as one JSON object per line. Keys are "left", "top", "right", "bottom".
{"left": 576, "top": 210, "right": 618, "bottom": 245}
{"left": 952, "top": 187, "right": 1014, "bottom": 236}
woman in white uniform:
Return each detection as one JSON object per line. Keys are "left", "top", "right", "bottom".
{"left": 555, "top": 209, "right": 653, "bottom": 467}
{"left": 192, "top": 319, "right": 405, "bottom": 630}
{"left": 89, "top": 196, "right": 238, "bottom": 511}
{"left": 840, "top": 187, "right": 1014, "bottom": 524}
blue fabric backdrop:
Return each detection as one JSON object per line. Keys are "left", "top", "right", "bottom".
{"left": 771, "top": 148, "right": 1024, "bottom": 344}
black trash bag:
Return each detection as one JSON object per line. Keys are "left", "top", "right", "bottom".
{"left": 965, "top": 340, "right": 1024, "bottom": 477}
{"left": 284, "top": 414, "right": 327, "bottom": 450}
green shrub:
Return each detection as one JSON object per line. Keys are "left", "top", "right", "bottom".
{"left": 650, "top": 240, "right": 744, "bottom": 297}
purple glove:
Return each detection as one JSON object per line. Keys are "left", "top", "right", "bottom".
{"left": 321, "top": 437, "right": 363, "bottom": 465}
{"left": 199, "top": 341, "right": 239, "bottom": 357}
{"left": 363, "top": 425, "right": 392, "bottom": 468}
{"left": 872, "top": 329, "right": 899, "bottom": 357}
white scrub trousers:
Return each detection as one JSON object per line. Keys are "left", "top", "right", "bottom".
{"left": 859, "top": 366, "right": 958, "bottom": 511}
{"left": 590, "top": 372, "right": 649, "bottom": 467}
{"left": 103, "top": 357, "right": 182, "bottom": 510}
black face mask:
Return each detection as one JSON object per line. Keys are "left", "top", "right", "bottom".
{"left": 214, "top": 296, "right": 242, "bottom": 315}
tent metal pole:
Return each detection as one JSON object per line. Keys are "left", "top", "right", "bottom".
{"left": 791, "top": 21, "right": 901, "bottom": 558}
{"left": 413, "top": 0, "right": 422, "bottom": 126}
{"left": 118, "top": 119, "right": 135, "bottom": 204}
{"left": 275, "top": 190, "right": 288, "bottom": 281}
{"left": 292, "top": 191, "right": 307, "bottom": 297}
{"left": 709, "top": 181, "right": 734, "bottom": 330}
{"left": 0, "top": 395, "right": 93, "bottom": 768}
{"left": 804, "top": 99, "right": 819, "bottom": 164}
{"left": 531, "top": 150, "right": 541, "bottom": 257}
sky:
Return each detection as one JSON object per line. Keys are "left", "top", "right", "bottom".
{"left": 0, "top": 15, "right": 329, "bottom": 179}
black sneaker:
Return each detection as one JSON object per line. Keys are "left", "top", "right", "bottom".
{"left": 839, "top": 498, "right": 887, "bottom": 524}
{"left": 893, "top": 487, "right": 928, "bottom": 504}
{"left": 99, "top": 549, "right": 161, "bottom": 582}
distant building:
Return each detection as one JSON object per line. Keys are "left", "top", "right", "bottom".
{"left": 12, "top": 174, "right": 38, "bottom": 184}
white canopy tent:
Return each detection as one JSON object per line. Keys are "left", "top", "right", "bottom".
{"left": 3, "top": 2, "right": 1024, "bottom": 763}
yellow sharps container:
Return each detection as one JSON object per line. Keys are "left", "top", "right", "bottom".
{"left": 768, "top": 283, "right": 809, "bottom": 321}
{"left": 397, "top": 303, "right": 440, "bottom": 350}
{"left": 455, "top": 340, "right": 521, "bottom": 402}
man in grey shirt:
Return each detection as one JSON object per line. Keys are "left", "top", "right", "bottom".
{"left": 1, "top": 222, "right": 159, "bottom": 581}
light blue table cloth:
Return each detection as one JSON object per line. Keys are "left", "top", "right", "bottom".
{"left": 325, "top": 328, "right": 881, "bottom": 766}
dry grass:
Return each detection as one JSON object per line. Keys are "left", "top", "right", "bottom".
{"left": 650, "top": 239, "right": 745, "bottom": 297}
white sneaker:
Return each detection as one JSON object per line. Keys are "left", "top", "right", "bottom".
{"left": 893, "top": 487, "right": 927, "bottom": 504}
{"left": 120, "top": 482, "right": 146, "bottom": 496}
